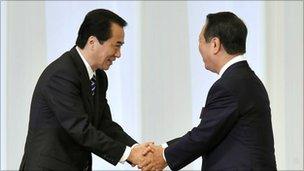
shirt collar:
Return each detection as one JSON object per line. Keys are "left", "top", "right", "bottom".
{"left": 76, "top": 46, "right": 96, "bottom": 79}
{"left": 218, "top": 55, "right": 246, "bottom": 78}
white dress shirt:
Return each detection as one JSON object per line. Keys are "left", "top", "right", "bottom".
{"left": 76, "top": 46, "right": 133, "bottom": 164}
{"left": 76, "top": 46, "right": 96, "bottom": 79}
{"left": 218, "top": 55, "right": 246, "bottom": 77}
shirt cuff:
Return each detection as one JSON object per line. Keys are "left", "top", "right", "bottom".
{"left": 161, "top": 143, "right": 168, "bottom": 162}
{"left": 161, "top": 143, "right": 168, "bottom": 148}
{"left": 119, "top": 144, "right": 139, "bottom": 164}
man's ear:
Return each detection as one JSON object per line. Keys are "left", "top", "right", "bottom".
{"left": 211, "top": 37, "right": 221, "bottom": 55}
{"left": 85, "top": 36, "right": 95, "bottom": 49}
{"left": 86, "top": 36, "right": 100, "bottom": 50}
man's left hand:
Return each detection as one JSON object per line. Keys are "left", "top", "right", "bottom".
{"left": 139, "top": 144, "right": 167, "bottom": 171}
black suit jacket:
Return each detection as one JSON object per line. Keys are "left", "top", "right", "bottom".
{"left": 20, "top": 47, "right": 137, "bottom": 170}
{"left": 165, "top": 61, "right": 276, "bottom": 170}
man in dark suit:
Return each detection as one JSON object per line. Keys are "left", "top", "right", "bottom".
{"left": 20, "top": 9, "right": 149, "bottom": 170}
{"left": 141, "top": 12, "right": 277, "bottom": 170}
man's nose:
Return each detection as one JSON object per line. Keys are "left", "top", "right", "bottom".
{"left": 115, "top": 49, "right": 121, "bottom": 58}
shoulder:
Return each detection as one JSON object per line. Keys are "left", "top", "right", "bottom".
{"left": 46, "top": 50, "right": 80, "bottom": 75}
{"left": 217, "top": 62, "right": 253, "bottom": 93}
{"left": 37, "top": 51, "right": 81, "bottom": 87}
{"left": 208, "top": 80, "right": 236, "bottom": 102}
{"left": 213, "top": 62, "right": 268, "bottom": 105}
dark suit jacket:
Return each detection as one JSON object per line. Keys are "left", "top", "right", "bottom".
{"left": 165, "top": 61, "right": 276, "bottom": 171}
{"left": 20, "top": 46, "right": 137, "bottom": 171}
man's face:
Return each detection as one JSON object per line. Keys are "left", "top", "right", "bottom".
{"left": 198, "top": 24, "right": 213, "bottom": 71}
{"left": 94, "top": 23, "right": 124, "bottom": 70}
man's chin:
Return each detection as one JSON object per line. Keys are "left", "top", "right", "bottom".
{"left": 204, "top": 64, "right": 209, "bottom": 70}
{"left": 204, "top": 65, "right": 214, "bottom": 73}
{"left": 102, "top": 65, "right": 111, "bottom": 70}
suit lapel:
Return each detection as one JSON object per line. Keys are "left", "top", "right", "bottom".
{"left": 69, "top": 46, "right": 95, "bottom": 118}
{"left": 93, "top": 70, "right": 107, "bottom": 118}
{"left": 94, "top": 74, "right": 100, "bottom": 116}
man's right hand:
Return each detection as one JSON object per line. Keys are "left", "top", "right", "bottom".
{"left": 139, "top": 144, "right": 167, "bottom": 171}
{"left": 127, "top": 142, "right": 154, "bottom": 166}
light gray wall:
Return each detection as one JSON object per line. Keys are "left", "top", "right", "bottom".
{"left": 265, "top": 1, "right": 303, "bottom": 169}
{"left": 140, "top": 1, "right": 192, "bottom": 144}
{"left": 283, "top": 3, "right": 303, "bottom": 169}
{"left": 5, "top": 1, "right": 47, "bottom": 169}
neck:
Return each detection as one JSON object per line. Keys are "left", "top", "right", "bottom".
{"left": 215, "top": 53, "right": 240, "bottom": 74}
{"left": 78, "top": 47, "right": 97, "bottom": 71}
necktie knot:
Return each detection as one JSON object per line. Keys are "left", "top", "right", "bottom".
{"left": 90, "top": 75, "right": 96, "bottom": 96}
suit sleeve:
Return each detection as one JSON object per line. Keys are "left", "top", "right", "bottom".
{"left": 44, "top": 72, "right": 126, "bottom": 165}
{"left": 164, "top": 84, "right": 239, "bottom": 170}
{"left": 167, "top": 138, "right": 181, "bottom": 146}
{"left": 96, "top": 70, "right": 137, "bottom": 147}
{"left": 99, "top": 103, "right": 137, "bottom": 147}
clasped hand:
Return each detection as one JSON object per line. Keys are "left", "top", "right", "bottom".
{"left": 127, "top": 142, "right": 167, "bottom": 171}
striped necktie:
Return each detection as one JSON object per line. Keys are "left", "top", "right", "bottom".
{"left": 90, "top": 75, "right": 96, "bottom": 96}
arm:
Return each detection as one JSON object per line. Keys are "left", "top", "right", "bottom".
{"left": 167, "top": 138, "right": 181, "bottom": 146}
{"left": 97, "top": 69, "right": 137, "bottom": 147}
{"left": 99, "top": 103, "right": 137, "bottom": 147}
{"left": 44, "top": 72, "right": 126, "bottom": 165}
{"left": 165, "top": 84, "right": 239, "bottom": 170}
{"left": 99, "top": 103, "right": 139, "bottom": 165}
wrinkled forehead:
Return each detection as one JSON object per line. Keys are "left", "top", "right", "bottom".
{"left": 109, "top": 23, "right": 125, "bottom": 41}
{"left": 111, "top": 23, "right": 124, "bottom": 35}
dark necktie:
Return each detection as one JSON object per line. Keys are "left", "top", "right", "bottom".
{"left": 90, "top": 75, "right": 96, "bottom": 96}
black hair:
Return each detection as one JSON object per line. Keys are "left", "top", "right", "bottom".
{"left": 76, "top": 9, "right": 127, "bottom": 48}
{"left": 204, "top": 12, "right": 247, "bottom": 55}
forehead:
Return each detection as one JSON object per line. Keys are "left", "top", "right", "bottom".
{"left": 199, "top": 24, "right": 206, "bottom": 39}
{"left": 110, "top": 23, "right": 124, "bottom": 38}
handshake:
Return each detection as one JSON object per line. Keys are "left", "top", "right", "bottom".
{"left": 127, "top": 142, "right": 167, "bottom": 171}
